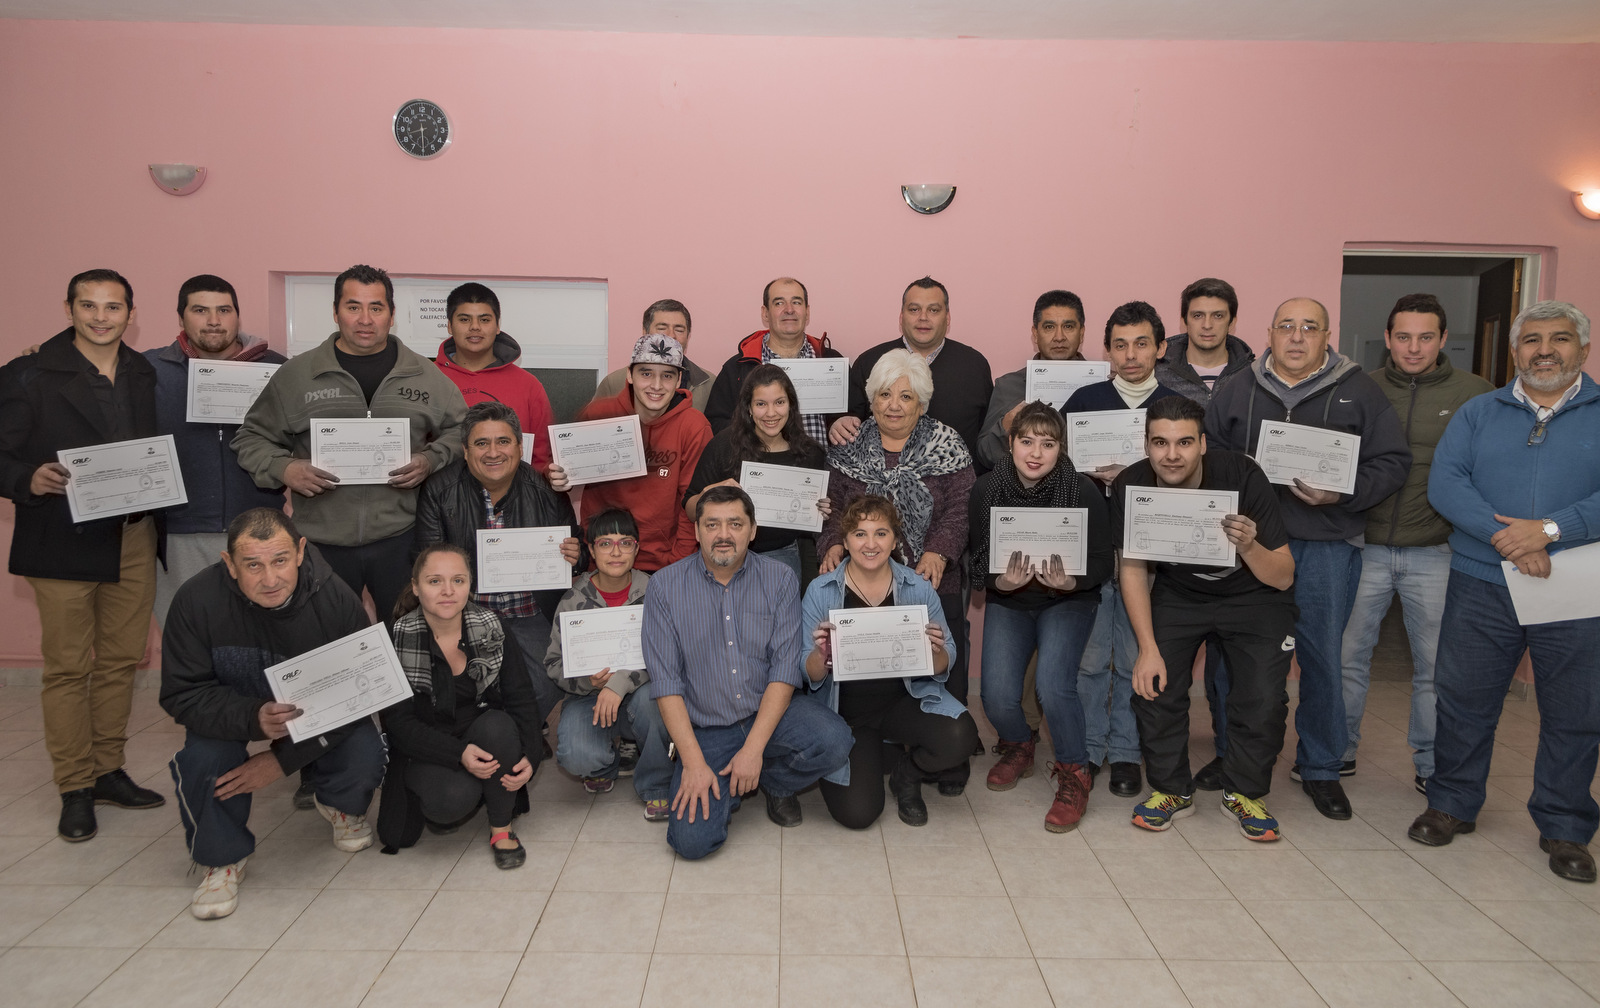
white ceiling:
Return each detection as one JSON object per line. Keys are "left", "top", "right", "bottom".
{"left": 4, "top": 0, "right": 1599, "bottom": 43}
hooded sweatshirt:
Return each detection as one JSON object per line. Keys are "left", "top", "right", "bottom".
{"left": 434, "top": 331, "right": 554, "bottom": 473}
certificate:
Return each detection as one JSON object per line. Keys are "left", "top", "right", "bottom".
{"left": 1502, "top": 541, "right": 1600, "bottom": 625}
{"left": 548, "top": 415, "right": 648, "bottom": 486}
{"left": 1023, "top": 360, "right": 1111, "bottom": 410}
{"left": 476, "top": 526, "right": 571, "bottom": 593}
{"left": 828, "top": 604, "right": 935, "bottom": 681}
{"left": 265, "top": 623, "right": 412, "bottom": 743}
{"left": 769, "top": 357, "right": 850, "bottom": 414}
{"left": 740, "top": 460, "right": 829, "bottom": 533}
{"left": 1066, "top": 409, "right": 1146, "bottom": 471}
{"left": 58, "top": 434, "right": 188, "bottom": 523}
{"left": 1121, "top": 485, "right": 1239, "bottom": 568}
{"left": 987, "top": 507, "right": 1089, "bottom": 575}
{"left": 558, "top": 605, "right": 645, "bottom": 678}
{"left": 185, "top": 358, "right": 280, "bottom": 424}
{"left": 1254, "top": 420, "right": 1359, "bottom": 495}
{"left": 310, "top": 418, "right": 411, "bottom": 485}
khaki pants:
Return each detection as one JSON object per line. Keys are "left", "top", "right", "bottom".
{"left": 28, "top": 516, "right": 157, "bottom": 792}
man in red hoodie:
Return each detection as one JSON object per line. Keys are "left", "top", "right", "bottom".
{"left": 552, "top": 334, "right": 712, "bottom": 572}
{"left": 433, "top": 282, "right": 554, "bottom": 474}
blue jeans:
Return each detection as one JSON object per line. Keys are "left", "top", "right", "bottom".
{"left": 981, "top": 595, "right": 1099, "bottom": 764}
{"left": 556, "top": 685, "right": 672, "bottom": 801}
{"left": 1339, "top": 542, "right": 1451, "bottom": 777}
{"left": 1077, "top": 580, "right": 1141, "bottom": 765}
{"left": 1429, "top": 570, "right": 1600, "bottom": 843}
{"left": 1287, "top": 539, "right": 1361, "bottom": 780}
{"left": 667, "top": 693, "right": 853, "bottom": 860}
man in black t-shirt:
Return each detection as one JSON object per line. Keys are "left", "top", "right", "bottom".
{"left": 1111, "top": 397, "right": 1297, "bottom": 842}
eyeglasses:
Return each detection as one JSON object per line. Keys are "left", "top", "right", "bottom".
{"left": 1271, "top": 323, "right": 1325, "bottom": 336}
{"left": 1529, "top": 419, "right": 1548, "bottom": 446}
{"left": 592, "top": 537, "right": 638, "bottom": 552}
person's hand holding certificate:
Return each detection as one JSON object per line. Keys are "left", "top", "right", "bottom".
{"left": 1254, "top": 420, "right": 1359, "bottom": 495}
{"left": 739, "top": 461, "right": 829, "bottom": 533}
{"left": 186, "top": 358, "right": 280, "bottom": 424}
{"left": 769, "top": 357, "right": 849, "bottom": 414}
{"left": 58, "top": 434, "right": 188, "bottom": 522}
{"left": 1121, "top": 485, "right": 1240, "bottom": 567}
{"left": 828, "top": 605, "right": 936, "bottom": 680}
{"left": 548, "top": 415, "right": 647, "bottom": 487}
{"left": 988, "top": 507, "right": 1088, "bottom": 575}
{"left": 310, "top": 418, "right": 411, "bottom": 485}
{"left": 265, "top": 623, "right": 412, "bottom": 743}
{"left": 558, "top": 605, "right": 645, "bottom": 679}
{"left": 1024, "top": 361, "right": 1110, "bottom": 410}
{"left": 1066, "top": 409, "right": 1146, "bottom": 472}
{"left": 477, "top": 526, "right": 572, "bottom": 592}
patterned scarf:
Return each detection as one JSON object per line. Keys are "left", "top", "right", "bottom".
{"left": 392, "top": 602, "right": 505, "bottom": 700}
{"left": 828, "top": 414, "right": 970, "bottom": 560}
{"left": 969, "top": 455, "right": 1085, "bottom": 582}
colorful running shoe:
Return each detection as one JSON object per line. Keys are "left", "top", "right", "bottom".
{"left": 1222, "top": 791, "right": 1281, "bottom": 842}
{"left": 1131, "top": 790, "right": 1194, "bottom": 831}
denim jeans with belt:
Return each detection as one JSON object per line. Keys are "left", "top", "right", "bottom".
{"left": 981, "top": 594, "right": 1099, "bottom": 765}
{"left": 1077, "top": 580, "right": 1141, "bottom": 766}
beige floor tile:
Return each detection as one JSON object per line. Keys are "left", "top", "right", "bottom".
{"left": 1127, "top": 898, "right": 1283, "bottom": 960}
{"left": 1472, "top": 899, "right": 1600, "bottom": 961}
{"left": 1305, "top": 848, "right": 1462, "bottom": 900}
{"left": 0, "top": 731, "right": 43, "bottom": 760}
{"left": 234, "top": 836, "right": 352, "bottom": 889}
{"left": 780, "top": 841, "right": 892, "bottom": 895}
{"left": 668, "top": 841, "right": 780, "bottom": 894}
{"left": 1010, "top": 896, "right": 1158, "bottom": 959}
{"left": 274, "top": 888, "right": 434, "bottom": 950}
{"left": 358, "top": 950, "right": 519, "bottom": 1008}
{"left": 555, "top": 840, "right": 675, "bottom": 892}
{"left": 878, "top": 803, "right": 986, "bottom": 847}
{"left": 100, "top": 830, "right": 197, "bottom": 885}
{"left": 399, "top": 889, "right": 547, "bottom": 952}
{"left": 527, "top": 890, "right": 664, "bottom": 953}
{"left": 1410, "top": 848, "right": 1573, "bottom": 901}
{"left": 654, "top": 891, "right": 779, "bottom": 954}
{"left": 220, "top": 949, "right": 391, "bottom": 1007}
{"left": 908, "top": 955, "right": 1052, "bottom": 1008}
{"left": 723, "top": 803, "right": 785, "bottom": 846}
{"left": 0, "top": 835, "right": 154, "bottom": 885}
{"left": 896, "top": 895, "right": 1025, "bottom": 958}
{"left": 86, "top": 799, "right": 183, "bottom": 838}
{"left": 502, "top": 952, "right": 651, "bottom": 1007}
{"left": 1167, "top": 959, "right": 1327, "bottom": 1007}
{"left": 1098, "top": 848, "right": 1232, "bottom": 899}
{"left": 780, "top": 893, "right": 905, "bottom": 956}
{"left": 514, "top": 799, "right": 593, "bottom": 842}
{"left": 575, "top": 797, "right": 666, "bottom": 842}
{"left": 885, "top": 842, "right": 1003, "bottom": 896}
{"left": 440, "top": 839, "right": 570, "bottom": 890}
{"left": 1242, "top": 898, "right": 1411, "bottom": 961}
{"left": 80, "top": 947, "right": 262, "bottom": 1008}
{"left": 0, "top": 786, "right": 73, "bottom": 837}
{"left": 0, "top": 946, "right": 134, "bottom": 1008}
{"left": 148, "top": 886, "right": 319, "bottom": 949}
{"left": 1296, "top": 961, "right": 1466, "bottom": 1008}
{"left": 1037, "top": 957, "right": 1185, "bottom": 1002}
{"left": 1425, "top": 960, "right": 1598, "bottom": 1008}
{"left": 18, "top": 883, "right": 189, "bottom": 947}
{"left": 1076, "top": 808, "right": 1186, "bottom": 852}
{"left": 1201, "top": 847, "right": 1347, "bottom": 900}
{"left": 326, "top": 839, "right": 465, "bottom": 890}
{"left": 1356, "top": 900, "right": 1537, "bottom": 961}
{"left": 990, "top": 847, "right": 1119, "bottom": 899}
{"left": 1173, "top": 798, "right": 1289, "bottom": 850}
{"left": 1553, "top": 962, "right": 1600, "bottom": 1001}
{"left": 641, "top": 953, "right": 778, "bottom": 1007}
{"left": 971, "top": 801, "right": 1092, "bottom": 850}
{"left": 0, "top": 833, "right": 49, "bottom": 873}
{"left": 778, "top": 813, "right": 884, "bottom": 846}
{"left": 0, "top": 883, "right": 87, "bottom": 945}
{"left": 780, "top": 954, "right": 916, "bottom": 1008}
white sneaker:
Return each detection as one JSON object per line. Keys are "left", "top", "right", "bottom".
{"left": 191, "top": 858, "right": 246, "bottom": 920}
{"left": 314, "top": 797, "right": 373, "bottom": 852}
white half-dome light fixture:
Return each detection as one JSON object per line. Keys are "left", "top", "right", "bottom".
{"left": 1575, "top": 190, "right": 1600, "bottom": 220}
{"left": 149, "top": 163, "right": 208, "bottom": 196}
{"left": 902, "top": 184, "right": 956, "bottom": 215}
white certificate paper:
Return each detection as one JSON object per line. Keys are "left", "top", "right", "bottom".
{"left": 1502, "top": 541, "right": 1600, "bottom": 625}
{"left": 59, "top": 434, "right": 188, "bottom": 523}
{"left": 476, "top": 526, "right": 571, "bottom": 593}
{"left": 549, "top": 415, "right": 648, "bottom": 486}
{"left": 988, "top": 507, "right": 1089, "bottom": 576}
{"left": 1066, "top": 409, "right": 1147, "bottom": 471}
{"left": 829, "top": 604, "right": 935, "bottom": 681}
{"left": 265, "top": 623, "right": 412, "bottom": 744}
{"left": 768, "top": 357, "right": 850, "bottom": 414}
{"left": 1121, "top": 485, "right": 1239, "bottom": 568}
{"left": 558, "top": 605, "right": 645, "bottom": 679}
{"left": 185, "top": 358, "right": 280, "bottom": 424}
{"left": 310, "top": 418, "right": 411, "bottom": 485}
{"left": 1023, "top": 360, "right": 1111, "bottom": 410}
{"left": 739, "top": 461, "right": 829, "bottom": 533}
{"left": 1255, "top": 420, "right": 1359, "bottom": 495}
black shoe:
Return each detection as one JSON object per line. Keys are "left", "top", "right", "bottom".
{"left": 1192, "top": 757, "right": 1225, "bottom": 792}
{"left": 888, "top": 759, "right": 929, "bottom": 827}
{"left": 764, "top": 789, "right": 802, "bottom": 828}
{"left": 92, "top": 769, "right": 165, "bottom": 809}
{"left": 616, "top": 740, "right": 640, "bottom": 778}
{"left": 1301, "top": 779, "right": 1353, "bottom": 820}
{"left": 59, "top": 788, "right": 97, "bottom": 842}
{"left": 490, "top": 829, "right": 527, "bottom": 870}
{"left": 1085, "top": 763, "right": 1102, "bottom": 791}
{"left": 1108, "top": 762, "right": 1142, "bottom": 798}
{"left": 1408, "top": 807, "right": 1475, "bottom": 846}
{"left": 1289, "top": 760, "right": 1356, "bottom": 783}
{"left": 930, "top": 760, "right": 969, "bottom": 797}
{"left": 1414, "top": 775, "right": 1429, "bottom": 796}
{"left": 1541, "top": 838, "right": 1598, "bottom": 883}
{"left": 292, "top": 780, "right": 315, "bottom": 810}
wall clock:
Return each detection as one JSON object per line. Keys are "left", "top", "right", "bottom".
{"left": 393, "top": 99, "right": 451, "bottom": 159}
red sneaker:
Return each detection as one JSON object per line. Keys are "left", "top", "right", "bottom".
{"left": 986, "top": 739, "right": 1036, "bottom": 791}
{"left": 1044, "top": 762, "right": 1091, "bottom": 833}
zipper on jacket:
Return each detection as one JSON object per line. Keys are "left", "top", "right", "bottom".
{"left": 1386, "top": 377, "right": 1418, "bottom": 548}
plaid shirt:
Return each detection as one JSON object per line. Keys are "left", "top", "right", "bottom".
{"left": 472, "top": 486, "right": 538, "bottom": 619}
{"left": 762, "top": 335, "right": 829, "bottom": 444}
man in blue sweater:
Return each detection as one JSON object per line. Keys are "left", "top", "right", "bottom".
{"left": 1409, "top": 300, "right": 1600, "bottom": 884}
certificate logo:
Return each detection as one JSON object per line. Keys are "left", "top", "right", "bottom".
{"left": 282, "top": 669, "right": 301, "bottom": 682}
{"left": 748, "top": 470, "right": 763, "bottom": 477}
{"left": 485, "top": 537, "right": 501, "bottom": 545}
{"left": 1135, "top": 496, "right": 1154, "bottom": 503}
{"left": 557, "top": 432, "right": 573, "bottom": 439}
{"left": 998, "top": 516, "right": 1016, "bottom": 523}
{"left": 1074, "top": 420, "right": 1090, "bottom": 427}
{"left": 1268, "top": 428, "right": 1284, "bottom": 435}
{"left": 319, "top": 427, "right": 337, "bottom": 434}
{"left": 70, "top": 457, "right": 90, "bottom": 465}
{"left": 569, "top": 618, "right": 584, "bottom": 626}
{"left": 837, "top": 617, "right": 855, "bottom": 626}
{"left": 198, "top": 367, "right": 215, "bottom": 375}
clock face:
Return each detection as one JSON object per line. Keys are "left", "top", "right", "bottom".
{"left": 393, "top": 99, "right": 451, "bottom": 159}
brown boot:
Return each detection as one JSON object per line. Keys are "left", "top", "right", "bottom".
{"left": 1044, "top": 762, "right": 1091, "bottom": 833}
{"left": 985, "top": 739, "right": 1036, "bottom": 791}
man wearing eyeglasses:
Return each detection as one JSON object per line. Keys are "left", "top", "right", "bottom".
{"left": 1204, "top": 298, "right": 1409, "bottom": 821}
{"left": 1411, "top": 301, "right": 1600, "bottom": 884}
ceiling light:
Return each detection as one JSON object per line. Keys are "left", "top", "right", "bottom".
{"left": 902, "top": 184, "right": 956, "bottom": 215}
{"left": 149, "top": 163, "right": 207, "bottom": 196}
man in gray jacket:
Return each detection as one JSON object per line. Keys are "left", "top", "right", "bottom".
{"left": 1155, "top": 277, "right": 1255, "bottom": 403}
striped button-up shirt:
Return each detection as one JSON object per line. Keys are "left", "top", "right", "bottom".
{"left": 642, "top": 549, "right": 804, "bottom": 727}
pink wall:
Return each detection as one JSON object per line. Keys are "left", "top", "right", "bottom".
{"left": 0, "top": 20, "right": 1597, "bottom": 665}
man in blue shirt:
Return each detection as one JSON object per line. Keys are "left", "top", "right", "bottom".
{"left": 1410, "top": 300, "right": 1600, "bottom": 884}
{"left": 644, "top": 485, "right": 852, "bottom": 859}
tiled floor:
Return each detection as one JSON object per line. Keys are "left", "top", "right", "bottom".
{"left": 0, "top": 677, "right": 1596, "bottom": 1007}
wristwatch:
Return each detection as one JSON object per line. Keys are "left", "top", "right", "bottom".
{"left": 1542, "top": 518, "right": 1561, "bottom": 542}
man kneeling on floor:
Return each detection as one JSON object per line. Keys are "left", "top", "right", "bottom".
{"left": 161, "top": 507, "right": 385, "bottom": 919}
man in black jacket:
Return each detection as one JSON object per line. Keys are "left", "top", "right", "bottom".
{"left": 162, "top": 508, "right": 385, "bottom": 920}
{"left": 704, "top": 277, "right": 846, "bottom": 441}
{"left": 0, "top": 268, "right": 166, "bottom": 842}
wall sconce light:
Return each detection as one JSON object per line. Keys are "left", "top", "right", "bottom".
{"left": 902, "top": 184, "right": 956, "bottom": 215}
{"left": 149, "top": 163, "right": 208, "bottom": 196}
{"left": 1575, "top": 191, "right": 1600, "bottom": 220}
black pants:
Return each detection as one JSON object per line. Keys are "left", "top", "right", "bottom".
{"left": 405, "top": 709, "right": 525, "bottom": 827}
{"left": 821, "top": 691, "right": 979, "bottom": 830}
{"left": 316, "top": 531, "right": 413, "bottom": 625}
{"left": 1132, "top": 593, "right": 1295, "bottom": 799}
